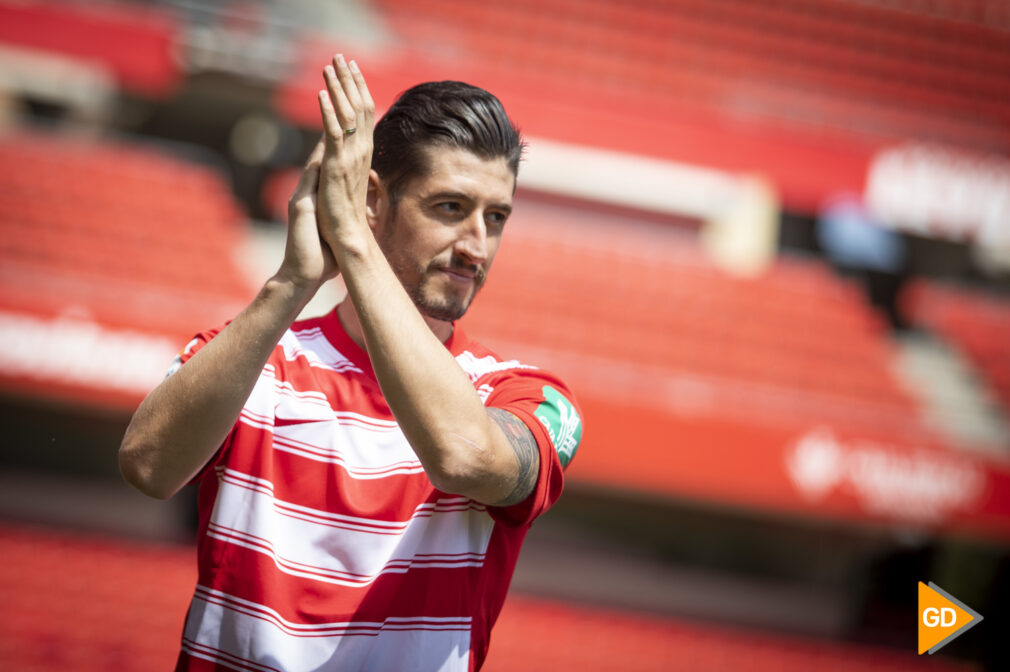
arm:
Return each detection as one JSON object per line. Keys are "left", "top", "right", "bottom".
{"left": 119, "top": 143, "right": 337, "bottom": 500}
{"left": 316, "top": 56, "right": 538, "bottom": 506}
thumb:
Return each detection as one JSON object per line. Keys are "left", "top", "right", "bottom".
{"left": 289, "top": 138, "right": 326, "bottom": 217}
{"left": 306, "top": 135, "right": 325, "bottom": 165}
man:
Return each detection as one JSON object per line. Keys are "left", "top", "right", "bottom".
{"left": 120, "top": 55, "right": 582, "bottom": 671}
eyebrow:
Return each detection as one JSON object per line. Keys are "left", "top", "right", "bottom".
{"left": 425, "top": 190, "right": 512, "bottom": 214}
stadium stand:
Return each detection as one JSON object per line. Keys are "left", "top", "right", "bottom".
{"left": 0, "top": 132, "right": 254, "bottom": 407}
{"left": 901, "top": 280, "right": 1010, "bottom": 415}
{"left": 0, "top": 521, "right": 979, "bottom": 672}
{"left": 371, "top": 0, "right": 1010, "bottom": 151}
{"left": 465, "top": 200, "right": 923, "bottom": 436}
{"left": 0, "top": 0, "right": 182, "bottom": 98}
{"left": 267, "top": 0, "right": 1010, "bottom": 213}
{"left": 456, "top": 199, "right": 1010, "bottom": 543}
{"left": 0, "top": 132, "right": 251, "bottom": 324}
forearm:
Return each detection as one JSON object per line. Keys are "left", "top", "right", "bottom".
{"left": 119, "top": 275, "right": 316, "bottom": 499}
{"left": 312, "top": 54, "right": 522, "bottom": 502}
{"left": 337, "top": 240, "right": 511, "bottom": 498}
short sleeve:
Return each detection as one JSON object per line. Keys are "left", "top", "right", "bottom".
{"left": 166, "top": 325, "right": 234, "bottom": 485}
{"left": 165, "top": 325, "right": 224, "bottom": 377}
{"left": 482, "top": 368, "right": 583, "bottom": 526}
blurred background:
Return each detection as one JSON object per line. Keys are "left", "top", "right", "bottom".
{"left": 0, "top": 0, "right": 1008, "bottom": 669}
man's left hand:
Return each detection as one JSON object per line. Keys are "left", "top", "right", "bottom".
{"left": 316, "top": 54, "right": 376, "bottom": 256}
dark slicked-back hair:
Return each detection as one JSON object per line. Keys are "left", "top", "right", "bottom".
{"left": 371, "top": 81, "right": 525, "bottom": 202}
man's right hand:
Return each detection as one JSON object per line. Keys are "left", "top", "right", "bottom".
{"left": 276, "top": 139, "right": 339, "bottom": 292}
{"left": 119, "top": 141, "right": 341, "bottom": 500}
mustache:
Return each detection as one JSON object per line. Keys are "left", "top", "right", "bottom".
{"left": 441, "top": 257, "right": 486, "bottom": 283}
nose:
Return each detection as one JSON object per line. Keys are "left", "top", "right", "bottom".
{"left": 455, "top": 211, "right": 489, "bottom": 266}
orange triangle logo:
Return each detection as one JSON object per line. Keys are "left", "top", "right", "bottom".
{"left": 918, "top": 581, "right": 983, "bottom": 654}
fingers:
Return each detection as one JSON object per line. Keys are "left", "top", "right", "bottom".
{"left": 335, "top": 56, "right": 363, "bottom": 118}
{"left": 348, "top": 60, "right": 375, "bottom": 125}
{"left": 289, "top": 138, "right": 325, "bottom": 218}
{"left": 305, "top": 136, "right": 325, "bottom": 167}
{"left": 317, "top": 88, "right": 343, "bottom": 147}
{"left": 297, "top": 138, "right": 325, "bottom": 190}
{"left": 319, "top": 54, "right": 374, "bottom": 145}
{"left": 323, "top": 59, "right": 356, "bottom": 133}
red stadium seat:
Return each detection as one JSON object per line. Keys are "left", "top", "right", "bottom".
{"left": 0, "top": 132, "right": 254, "bottom": 338}
{"left": 0, "top": 0, "right": 182, "bottom": 98}
{"left": 0, "top": 522, "right": 979, "bottom": 672}
{"left": 902, "top": 280, "right": 1010, "bottom": 416}
{"left": 0, "top": 132, "right": 256, "bottom": 409}
{"left": 463, "top": 202, "right": 923, "bottom": 440}
{"left": 370, "top": 0, "right": 1010, "bottom": 156}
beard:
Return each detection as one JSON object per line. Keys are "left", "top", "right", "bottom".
{"left": 381, "top": 244, "right": 487, "bottom": 322}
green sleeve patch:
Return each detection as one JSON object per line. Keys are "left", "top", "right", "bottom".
{"left": 533, "top": 385, "right": 582, "bottom": 468}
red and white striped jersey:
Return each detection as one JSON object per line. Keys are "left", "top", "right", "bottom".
{"left": 172, "top": 308, "right": 582, "bottom": 672}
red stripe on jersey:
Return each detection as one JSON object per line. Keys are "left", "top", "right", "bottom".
{"left": 214, "top": 436, "right": 454, "bottom": 523}
{"left": 195, "top": 544, "right": 494, "bottom": 623}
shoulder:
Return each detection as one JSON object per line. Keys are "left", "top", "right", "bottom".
{"left": 454, "top": 345, "right": 540, "bottom": 383}
{"left": 455, "top": 335, "right": 582, "bottom": 469}
{"left": 452, "top": 333, "right": 567, "bottom": 391}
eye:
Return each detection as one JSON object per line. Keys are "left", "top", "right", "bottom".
{"left": 436, "top": 201, "right": 462, "bottom": 214}
{"left": 485, "top": 211, "right": 509, "bottom": 229}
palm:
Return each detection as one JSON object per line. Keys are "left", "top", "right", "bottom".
{"left": 278, "top": 142, "right": 339, "bottom": 288}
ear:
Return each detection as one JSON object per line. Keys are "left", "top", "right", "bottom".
{"left": 366, "top": 169, "right": 386, "bottom": 232}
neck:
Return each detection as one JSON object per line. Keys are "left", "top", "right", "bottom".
{"left": 336, "top": 299, "right": 454, "bottom": 350}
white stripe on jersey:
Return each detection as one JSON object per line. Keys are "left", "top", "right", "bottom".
{"left": 183, "top": 586, "right": 470, "bottom": 672}
{"left": 455, "top": 350, "right": 537, "bottom": 382}
{"left": 207, "top": 469, "right": 493, "bottom": 587}
{"left": 269, "top": 416, "right": 424, "bottom": 478}
{"left": 264, "top": 366, "right": 401, "bottom": 430}
{"left": 279, "top": 327, "right": 362, "bottom": 374}
{"left": 236, "top": 367, "right": 419, "bottom": 478}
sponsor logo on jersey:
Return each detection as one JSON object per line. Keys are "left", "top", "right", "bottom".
{"left": 534, "top": 385, "right": 581, "bottom": 468}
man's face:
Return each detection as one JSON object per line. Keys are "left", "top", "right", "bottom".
{"left": 375, "top": 146, "right": 515, "bottom": 322}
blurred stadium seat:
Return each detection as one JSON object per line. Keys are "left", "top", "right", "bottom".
{"left": 0, "top": 131, "right": 254, "bottom": 408}
{"left": 0, "top": 0, "right": 182, "bottom": 98}
{"left": 902, "top": 280, "right": 1010, "bottom": 414}
{"left": 0, "top": 521, "right": 979, "bottom": 672}
{"left": 0, "top": 522, "right": 196, "bottom": 671}
{"left": 0, "top": 132, "right": 251, "bottom": 313}
{"left": 466, "top": 200, "right": 922, "bottom": 434}
{"left": 372, "top": 0, "right": 1010, "bottom": 153}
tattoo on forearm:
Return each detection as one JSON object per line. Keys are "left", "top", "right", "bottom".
{"left": 488, "top": 408, "right": 540, "bottom": 507}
